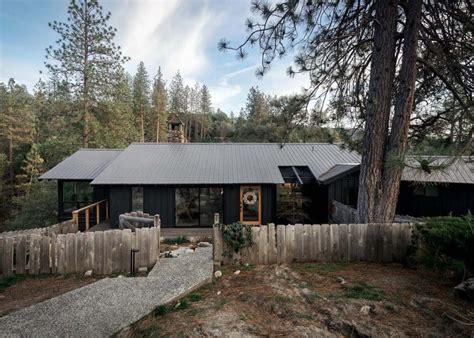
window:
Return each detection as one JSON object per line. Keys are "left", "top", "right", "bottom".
{"left": 132, "top": 187, "right": 144, "bottom": 211}
{"left": 276, "top": 183, "right": 311, "bottom": 224}
{"left": 175, "top": 187, "right": 223, "bottom": 227}
{"left": 62, "top": 181, "right": 93, "bottom": 212}
{"left": 413, "top": 185, "right": 439, "bottom": 197}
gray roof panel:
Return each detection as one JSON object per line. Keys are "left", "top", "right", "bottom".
{"left": 91, "top": 143, "right": 361, "bottom": 185}
{"left": 402, "top": 156, "right": 474, "bottom": 184}
{"left": 40, "top": 149, "right": 123, "bottom": 181}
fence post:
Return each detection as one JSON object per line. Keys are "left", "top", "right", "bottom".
{"left": 214, "top": 213, "right": 220, "bottom": 225}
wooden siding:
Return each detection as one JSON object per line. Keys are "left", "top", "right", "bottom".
{"left": 144, "top": 186, "right": 175, "bottom": 228}
{"left": 223, "top": 185, "right": 240, "bottom": 224}
{"left": 109, "top": 186, "right": 131, "bottom": 228}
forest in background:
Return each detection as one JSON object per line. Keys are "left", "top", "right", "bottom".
{"left": 1, "top": 0, "right": 471, "bottom": 229}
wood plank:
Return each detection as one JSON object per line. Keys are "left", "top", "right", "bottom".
{"left": 267, "top": 224, "right": 277, "bottom": 264}
{"left": 40, "top": 236, "right": 51, "bottom": 274}
{"left": 213, "top": 226, "right": 222, "bottom": 263}
{"left": 93, "top": 231, "right": 104, "bottom": 275}
{"left": 258, "top": 226, "right": 268, "bottom": 264}
{"left": 121, "top": 229, "right": 132, "bottom": 274}
{"left": 15, "top": 235, "right": 27, "bottom": 274}
{"left": 330, "top": 224, "right": 340, "bottom": 262}
{"left": 294, "top": 224, "right": 303, "bottom": 262}
{"left": 84, "top": 232, "right": 95, "bottom": 271}
{"left": 66, "top": 233, "right": 77, "bottom": 274}
{"left": 29, "top": 235, "right": 41, "bottom": 275}
{"left": 382, "top": 224, "right": 393, "bottom": 262}
{"left": 50, "top": 234, "right": 57, "bottom": 274}
{"left": 75, "top": 233, "right": 84, "bottom": 273}
{"left": 314, "top": 224, "right": 322, "bottom": 262}
{"left": 0, "top": 238, "right": 5, "bottom": 276}
{"left": 338, "top": 224, "right": 348, "bottom": 262}
{"left": 3, "top": 237, "right": 14, "bottom": 276}
{"left": 320, "top": 224, "right": 329, "bottom": 262}
{"left": 148, "top": 227, "right": 159, "bottom": 267}
{"left": 104, "top": 230, "right": 114, "bottom": 274}
{"left": 303, "top": 224, "right": 311, "bottom": 262}
{"left": 276, "top": 225, "right": 286, "bottom": 264}
{"left": 250, "top": 226, "right": 260, "bottom": 265}
{"left": 112, "top": 230, "right": 123, "bottom": 273}
{"left": 285, "top": 225, "right": 295, "bottom": 264}
{"left": 57, "top": 234, "right": 67, "bottom": 274}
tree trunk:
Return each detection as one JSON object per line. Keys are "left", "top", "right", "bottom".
{"left": 356, "top": 0, "right": 398, "bottom": 223}
{"left": 83, "top": 101, "right": 90, "bottom": 148}
{"left": 375, "top": 0, "right": 423, "bottom": 222}
{"left": 140, "top": 112, "right": 145, "bottom": 142}
{"left": 156, "top": 118, "right": 160, "bottom": 142}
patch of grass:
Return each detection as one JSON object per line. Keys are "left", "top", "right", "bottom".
{"left": 162, "top": 236, "right": 189, "bottom": 245}
{"left": 154, "top": 305, "right": 171, "bottom": 316}
{"left": 292, "top": 262, "right": 349, "bottom": 273}
{"left": 272, "top": 295, "right": 294, "bottom": 303}
{"left": 0, "top": 275, "right": 26, "bottom": 292}
{"left": 188, "top": 293, "right": 203, "bottom": 302}
{"left": 176, "top": 299, "right": 189, "bottom": 310}
{"left": 343, "top": 282, "right": 385, "bottom": 301}
{"left": 188, "top": 308, "right": 200, "bottom": 316}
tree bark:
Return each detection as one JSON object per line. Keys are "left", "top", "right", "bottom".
{"left": 376, "top": 0, "right": 423, "bottom": 222}
{"left": 357, "top": 0, "right": 398, "bottom": 223}
{"left": 140, "top": 112, "right": 145, "bottom": 142}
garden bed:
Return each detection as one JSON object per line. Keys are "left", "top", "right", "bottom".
{"left": 123, "top": 262, "right": 473, "bottom": 337}
{"left": 0, "top": 274, "right": 99, "bottom": 317}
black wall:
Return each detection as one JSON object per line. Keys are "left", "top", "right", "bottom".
{"left": 397, "top": 182, "right": 474, "bottom": 217}
{"left": 223, "top": 185, "right": 240, "bottom": 224}
{"left": 261, "top": 184, "right": 276, "bottom": 225}
{"left": 144, "top": 186, "right": 176, "bottom": 228}
{"left": 109, "top": 186, "right": 131, "bottom": 228}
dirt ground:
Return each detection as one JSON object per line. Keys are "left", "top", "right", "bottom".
{"left": 124, "top": 262, "right": 474, "bottom": 337}
{"left": 0, "top": 275, "right": 99, "bottom": 317}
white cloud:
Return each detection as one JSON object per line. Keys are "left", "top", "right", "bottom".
{"left": 112, "top": 0, "right": 221, "bottom": 79}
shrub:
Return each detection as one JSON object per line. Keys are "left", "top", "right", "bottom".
{"left": 217, "top": 222, "right": 253, "bottom": 257}
{"left": 412, "top": 213, "right": 473, "bottom": 276}
{"left": 162, "top": 236, "right": 189, "bottom": 245}
{"left": 343, "top": 282, "right": 385, "bottom": 301}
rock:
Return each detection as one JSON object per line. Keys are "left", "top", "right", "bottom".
{"left": 214, "top": 270, "right": 223, "bottom": 278}
{"left": 138, "top": 267, "right": 148, "bottom": 273}
{"left": 454, "top": 278, "right": 474, "bottom": 301}
{"left": 184, "top": 248, "right": 194, "bottom": 254}
{"left": 234, "top": 270, "right": 241, "bottom": 275}
{"left": 217, "top": 291, "right": 222, "bottom": 296}
{"left": 197, "top": 241, "right": 212, "bottom": 247}
{"left": 360, "top": 305, "right": 372, "bottom": 315}
{"left": 117, "top": 275, "right": 124, "bottom": 278}
{"left": 164, "top": 251, "right": 179, "bottom": 258}
{"left": 169, "top": 245, "right": 179, "bottom": 250}
{"left": 174, "top": 302, "right": 181, "bottom": 308}
{"left": 244, "top": 263, "right": 249, "bottom": 267}
{"left": 0, "top": 294, "right": 5, "bottom": 300}
{"left": 84, "top": 270, "right": 93, "bottom": 277}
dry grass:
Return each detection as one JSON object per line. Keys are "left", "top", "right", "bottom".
{"left": 123, "top": 262, "right": 474, "bottom": 337}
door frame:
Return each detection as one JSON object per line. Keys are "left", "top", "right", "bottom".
{"left": 239, "top": 185, "right": 262, "bottom": 225}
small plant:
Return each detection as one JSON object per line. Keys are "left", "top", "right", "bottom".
{"left": 154, "top": 305, "right": 170, "bottom": 316}
{"left": 188, "top": 293, "right": 203, "bottom": 302}
{"left": 343, "top": 282, "right": 385, "bottom": 301}
{"left": 217, "top": 222, "right": 253, "bottom": 257}
{"left": 0, "top": 275, "right": 26, "bottom": 292}
{"left": 176, "top": 299, "right": 189, "bottom": 310}
{"left": 162, "top": 236, "right": 189, "bottom": 245}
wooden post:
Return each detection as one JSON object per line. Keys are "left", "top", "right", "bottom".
{"left": 85, "top": 208, "right": 90, "bottom": 231}
{"left": 214, "top": 213, "right": 220, "bottom": 225}
{"left": 96, "top": 204, "right": 100, "bottom": 225}
{"left": 72, "top": 212, "right": 79, "bottom": 229}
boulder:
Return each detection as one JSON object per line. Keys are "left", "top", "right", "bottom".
{"left": 214, "top": 270, "right": 223, "bottom": 278}
{"left": 84, "top": 270, "right": 93, "bottom": 277}
{"left": 454, "top": 278, "right": 474, "bottom": 301}
{"left": 197, "top": 241, "right": 212, "bottom": 247}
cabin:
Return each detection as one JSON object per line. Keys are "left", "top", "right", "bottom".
{"left": 40, "top": 117, "right": 473, "bottom": 229}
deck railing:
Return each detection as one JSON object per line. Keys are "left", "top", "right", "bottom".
{"left": 72, "top": 199, "right": 109, "bottom": 231}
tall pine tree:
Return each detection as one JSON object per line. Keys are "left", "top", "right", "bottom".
{"left": 151, "top": 67, "right": 168, "bottom": 142}
{"left": 45, "top": 0, "right": 128, "bottom": 147}
{"left": 132, "top": 62, "right": 151, "bottom": 142}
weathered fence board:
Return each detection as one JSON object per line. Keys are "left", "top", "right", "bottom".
{"left": 214, "top": 223, "right": 413, "bottom": 265}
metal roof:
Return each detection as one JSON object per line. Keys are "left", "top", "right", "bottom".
{"left": 401, "top": 156, "right": 474, "bottom": 184}
{"left": 91, "top": 143, "right": 361, "bottom": 185}
{"left": 40, "top": 149, "right": 123, "bottom": 181}
{"left": 318, "top": 163, "right": 360, "bottom": 184}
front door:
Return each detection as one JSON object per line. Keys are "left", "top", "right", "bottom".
{"left": 240, "top": 185, "right": 261, "bottom": 225}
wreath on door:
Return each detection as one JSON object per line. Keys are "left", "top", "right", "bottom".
{"left": 243, "top": 191, "right": 258, "bottom": 205}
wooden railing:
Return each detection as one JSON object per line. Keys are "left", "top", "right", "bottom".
{"left": 72, "top": 199, "right": 109, "bottom": 231}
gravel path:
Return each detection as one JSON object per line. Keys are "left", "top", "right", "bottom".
{"left": 0, "top": 246, "right": 213, "bottom": 337}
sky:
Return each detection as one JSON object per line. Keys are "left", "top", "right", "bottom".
{"left": 0, "top": 0, "right": 310, "bottom": 114}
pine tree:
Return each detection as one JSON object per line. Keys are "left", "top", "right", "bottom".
{"left": 151, "top": 67, "right": 168, "bottom": 142}
{"left": 168, "top": 71, "right": 186, "bottom": 116}
{"left": 199, "top": 85, "right": 212, "bottom": 140}
{"left": 15, "top": 143, "right": 45, "bottom": 198}
{"left": 246, "top": 87, "right": 270, "bottom": 124}
{"left": 45, "top": 0, "right": 128, "bottom": 147}
{"left": 132, "top": 62, "right": 151, "bottom": 142}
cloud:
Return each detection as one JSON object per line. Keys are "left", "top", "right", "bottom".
{"left": 113, "top": 0, "right": 221, "bottom": 79}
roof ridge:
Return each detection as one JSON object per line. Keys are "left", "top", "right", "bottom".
{"left": 78, "top": 148, "right": 124, "bottom": 151}
{"left": 129, "top": 142, "right": 344, "bottom": 146}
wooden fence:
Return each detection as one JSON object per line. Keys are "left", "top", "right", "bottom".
{"left": 0, "top": 219, "right": 78, "bottom": 239}
{"left": 119, "top": 212, "right": 160, "bottom": 230}
{"left": 214, "top": 223, "right": 413, "bottom": 265}
{"left": 0, "top": 227, "right": 160, "bottom": 277}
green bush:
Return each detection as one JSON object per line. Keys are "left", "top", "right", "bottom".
{"left": 413, "top": 213, "right": 473, "bottom": 275}
{"left": 217, "top": 222, "right": 253, "bottom": 257}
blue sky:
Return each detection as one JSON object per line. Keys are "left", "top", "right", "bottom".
{"left": 0, "top": 0, "right": 310, "bottom": 114}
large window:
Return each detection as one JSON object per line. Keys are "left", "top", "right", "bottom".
{"left": 176, "top": 187, "right": 223, "bottom": 227}
{"left": 132, "top": 187, "right": 144, "bottom": 211}
{"left": 276, "top": 183, "right": 312, "bottom": 224}
{"left": 62, "top": 181, "right": 93, "bottom": 213}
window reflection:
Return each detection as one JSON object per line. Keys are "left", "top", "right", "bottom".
{"left": 176, "top": 187, "right": 223, "bottom": 227}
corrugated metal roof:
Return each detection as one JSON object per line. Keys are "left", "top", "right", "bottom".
{"left": 91, "top": 143, "right": 361, "bottom": 185}
{"left": 318, "top": 163, "right": 360, "bottom": 184}
{"left": 402, "top": 156, "right": 474, "bottom": 184}
{"left": 40, "top": 149, "right": 123, "bottom": 181}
